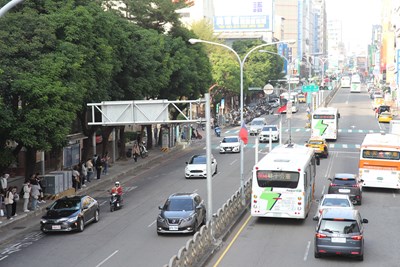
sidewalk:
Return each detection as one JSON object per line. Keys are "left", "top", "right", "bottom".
{"left": 0, "top": 142, "right": 198, "bottom": 238}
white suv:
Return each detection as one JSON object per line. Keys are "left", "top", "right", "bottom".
{"left": 258, "top": 125, "right": 279, "bottom": 142}
{"left": 249, "top": 118, "right": 266, "bottom": 136}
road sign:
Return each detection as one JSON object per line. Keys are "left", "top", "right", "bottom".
{"left": 263, "top": 84, "right": 274, "bottom": 95}
{"left": 249, "top": 87, "right": 262, "bottom": 91}
{"left": 288, "top": 77, "right": 299, "bottom": 84}
{"left": 302, "top": 84, "right": 319, "bottom": 92}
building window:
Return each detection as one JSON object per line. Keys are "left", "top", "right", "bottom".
{"left": 253, "top": 1, "right": 263, "bottom": 13}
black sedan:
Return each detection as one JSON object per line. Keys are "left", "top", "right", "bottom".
{"left": 40, "top": 195, "right": 100, "bottom": 233}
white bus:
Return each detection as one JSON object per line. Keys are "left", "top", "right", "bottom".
{"left": 311, "top": 107, "right": 340, "bottom": 140}
{"left": 251, "top": 144, "right": 319, "bottom": 219}
{"left": 341, "top": 76, "right": 351, "bottom": 88}
{"left": 350, "top": 80, "right": 361, "bottom": 93}
{"left": 359, "top": 133, "right": 400, "bottom": 189}
{"left": 279, "top": 92, "right": 299, "bottom": 113}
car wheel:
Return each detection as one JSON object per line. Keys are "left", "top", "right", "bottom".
{"left": 214, "top": 165, "right": 218, "bottom": 175}
{"left": 314, "top": 250, "right": 321, "bottom": 258}
{"left": 78, "top": 218, "right": 85, "bottom": 232}
{"left": 94, "top": 210, "right": 100, "bottom": 223}
{"left": 358, "top": 254, "right": 364, "bottom": 261}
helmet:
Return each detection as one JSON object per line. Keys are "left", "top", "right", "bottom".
{"left": 115, "top": 181, "right": 120, "bottom": 186}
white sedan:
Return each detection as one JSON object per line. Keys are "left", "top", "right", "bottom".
{"left": 185, "top": 154, "right": 218, "bottom": 179}
{"left": 313, "top": 194, "right": 354, "bottom": 220}
{"left": 219, "top": 136, "right": 240, "bottom": 154}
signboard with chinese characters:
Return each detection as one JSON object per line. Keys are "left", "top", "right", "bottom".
{"left": 213, "top": 0, "right": 273, "bottom": 32}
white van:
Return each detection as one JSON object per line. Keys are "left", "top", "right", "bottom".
{"left": 249, "top": 117, "right": 266, "bottom": 136}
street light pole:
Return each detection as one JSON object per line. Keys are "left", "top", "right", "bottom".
{"left": 189, "top": 38, "right": 295, "bottom": 204}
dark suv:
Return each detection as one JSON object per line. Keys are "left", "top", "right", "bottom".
{"left": 314, "top": 209, "right": 368, "bottom": 261}
{"left": 156, "top": 193, "right": 206, "bottom": 235}
{"left": 328, "top": 173, "right": 363, "bottom": 205}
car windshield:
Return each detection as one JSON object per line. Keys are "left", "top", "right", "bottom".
{"left": 52, "top": 199, "right": 80, "bottom": 210}
{"left": 319, "top": 219, "right": 360, "bottom": 234}
{"left": 309, "top": 140, "right": 323, "bottom": 145}
{"left": 165, "top": 198, "right": 194, "bottom": 211}
{"left": 322, "top": 198, "right": 351, "bottom": 207}
{"left": 222, "top": 138, "right": 238, "bottom": 143}
{"left": 262, "top": 126, "right": 277, "bottom": 131}
{"left": 190, "top": 156, "right": 206, "bottom": 164}
{"left": 333, "top": 178, "right": 357, "bottom": 186}
{"left": 252, "top": 120, "right": 264, "bottom": 125}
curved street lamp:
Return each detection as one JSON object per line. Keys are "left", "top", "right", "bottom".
{"left": 0, "top": 0, "right": 24, "bottom": 17}
{"left": 189, "top": 38, "right": 295, "bottom": 203}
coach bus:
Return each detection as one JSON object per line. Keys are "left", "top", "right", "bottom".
{"left": 311, "top": 107, "right": 340, "bottom": 140}
{"left": 359, "top": 133, "right": 400, "bottom": 189}
{"left": 251, "top": 144, "right": 319, "bottom": 219}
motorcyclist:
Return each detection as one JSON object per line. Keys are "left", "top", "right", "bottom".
{"left": 111, "top": 181, "right": 123, "bottom": 203}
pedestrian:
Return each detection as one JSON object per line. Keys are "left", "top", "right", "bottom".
{"left": 102, "top": 152, "right": 111, "bottom": 175}
{"left": 30, "top": 180, "right": 41, "bottom": 211}
{"left": 81, "top": 161, "right": 87, "bottom": 187}
{"left": 4, "top": 187, "right": 14, "bottom": 220}
{"left": 94, "top": 155, "right": 102, "bottom": 180}
{"left": 36, "top": 174, "right": 46, "bottom": 203}
{"left": 72, "top": 165, "right": 80, "bottom": 192}
{"left": 11, "top": 186, "right": 19, "bottom": 217}
{"left": 132, "top": 142, "right": 140, "bottom": 162}
{"left": 22, "top": 180, "right": 31, "bottom": 212}
{"left": 86, "top": 158, "right": 93, "bottom": 183}
{"left": 0, "top": 173, "right": 9, "bottom": 196}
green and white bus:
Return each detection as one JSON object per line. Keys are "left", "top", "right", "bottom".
{"left": 251, "top": 144, "right": 319, "bottom": 219}
{"left": 311, "top": 107, "right": 340, "bottom": 140}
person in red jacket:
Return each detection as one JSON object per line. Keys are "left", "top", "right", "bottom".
{"left": 111, "top": 181, "right": 123, "bottom": 203}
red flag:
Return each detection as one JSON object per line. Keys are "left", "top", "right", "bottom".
{"left": 239, "top": 122, "right": 248, "bottom": 145}
{"left": 277, "top": 104, "right": 287, "bottom": 114}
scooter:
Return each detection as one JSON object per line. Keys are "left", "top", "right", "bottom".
{"left": 214, "top": 126, "right": 221, "bottom": 137}
{"left": 110, "top": 193, "right": 123, "bottom": 212}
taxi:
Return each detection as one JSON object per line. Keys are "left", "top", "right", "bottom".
{"left": 305, "top": 136, "right": 329, "bottom": 158}
{"left": 378, "top": 111, "right": 393, "bottom": 123}
{"left": 298, "top": 93, "right": 306, "bottom": 103}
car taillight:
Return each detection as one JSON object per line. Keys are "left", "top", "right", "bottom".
{"left": 351, "top": 235, "right": 363, "bottom": 241}
{"left": 352, "top": 184, "right": 359, "bottom": 187}
{"left": 316, "top": 233, "right": 327, "bottom": 238}
{"left": 330, "top": 183, "right": 337, "bottom": 186}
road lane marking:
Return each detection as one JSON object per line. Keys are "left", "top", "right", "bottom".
{"left": 213, "top": 214, "right": 252, "bottom": 267}
{"left": 99, "top": 201, "right": 107, "bottom": 206}
{"left": 96, "top": 250, "right": 119, "bottom": 267}
{"left": 148, "top": 220, "right": 156, "bottom": 228}
{"left": 230, "top": 159, "right": 238, "bottom": 165}
{"left": 0, "top": 256, "right": 8, "bottom": 261}
{"left": 303, "top": 241, "right": 311, "bottom": 261}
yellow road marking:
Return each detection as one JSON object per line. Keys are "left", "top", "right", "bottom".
{"left": 213, "top": 214, "right": 252, "bottom": 267}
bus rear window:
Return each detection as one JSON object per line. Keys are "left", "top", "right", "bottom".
{"left": 313, "top": 114, "right": 335, "bottom": 119}
{"left": 362, "top": 150, "right": 400, "bottom": 160}
{"left": 256, "top": 171, "right": 299, "bottom": 188}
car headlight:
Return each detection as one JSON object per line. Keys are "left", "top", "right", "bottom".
{"left": 157, "top": 215, "right": 166, "bottom": 223}
{"left": 41, "top": 219, "right": 47, "bottom": 224}
{"left": 67, "top": 216, "right": 78, "bottom": 223}
{"left": 183, "top": 214, "right": 196, "bottom": 222}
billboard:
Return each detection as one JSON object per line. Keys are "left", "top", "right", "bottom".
{"left": 213, "top": 0, "right": 273, "bottom": 32}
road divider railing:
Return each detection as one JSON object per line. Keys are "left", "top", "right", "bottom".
{"left": 164, "top": 179, "right": 252, "bottom": 267}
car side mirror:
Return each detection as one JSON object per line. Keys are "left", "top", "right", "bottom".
{"left": 362, "top": 218, "right": 368, "bottom": 224}
{"left": 185, "top": 162, "right": 188, "bottom": 165}
{"left": 158, "top": 206, "right": 163, "bottom": 210}
{"left": 328, "top": 178, "right": 332, "bottom": 181}
{"left": 313, "top": 215, "right": 319, "bottom": 221}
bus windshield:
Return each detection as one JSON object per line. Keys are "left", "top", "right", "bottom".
{"left": 256, "top": 171, "right": 299, "bottom": 188}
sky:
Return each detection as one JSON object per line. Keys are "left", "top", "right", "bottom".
{"left": 325, "top": 0, "right": 382, "bottom": 53}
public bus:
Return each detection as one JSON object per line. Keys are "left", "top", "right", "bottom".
{"left": 251, "top": 144, "right": 319, "bottom": 219}
{"left": 341, "top": 76, "right": 351, "bottom": 88}
{"left": 279, "top": 92, "right": 299, "bottom": 113}
{"left": 350, "top": 74, "right": 361, "bottom": 93}
{"left": 311, "top": 107, "right": 340, "bottom": 140}
{"left": 359, "top": 133, "right": 400, "bottom": 189}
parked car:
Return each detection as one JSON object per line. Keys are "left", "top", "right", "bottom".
{"left": 328, "top": 173, "right": 363, "bottom": 205}
{"left": 258, "top": 125, "right": 279, "bottom": 142}
{"left": 314, "top": 209, "right": 368, "bottom": 261}
{"left": 249, "top": 117, "right": 266, "bottom": 136}
{"left": 156, "top": 192, "right": 206, "bottom": 235}
{"left": 185, "top": 154, "right": 217, "bottom": 178}
{"left": 40, "top": 195, "right": 100, "bottom": 233}
{"left": 305, "top": 136, "right": 329, "bottom": 158}
{"left": 313, "top": 194, "right": 354, "bottom": 220}
{"left": 219, "top": 136, "right": 240, "bottom": 154}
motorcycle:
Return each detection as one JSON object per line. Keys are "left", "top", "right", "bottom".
{"left": 214, "top": 126, "right": 221, "bottom": 137}
{"left": 110, "top": 193, "right": 123, "bottom": 212}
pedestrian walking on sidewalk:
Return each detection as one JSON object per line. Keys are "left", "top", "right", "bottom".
{"left": 132, "top": 142, "right": 140, "bottom": 162}
{"left": 86, "top": 159, "right": 93, "bottom": 183}
{"left": 12, "top": 186, "right": 19, "bottom": 216}
{"left": 22, "top": 180, "right": 31, "bottom": 212}
{"left": 72, "top": 166, "right": 80, "bottom": 192}
{"left": 81, "top": 161, "right": 87, "bottom": 187}
{"left": 30, "top": 180, "right": 41, "bottom": 211}
{"left": 0, "top": 173, "right": 9, "bottom": 196}
{"left": 102, "top": 152, "right": 111, "bottom": 175}
{"left": 4, "top": 187, "right": 15, "bottom": 220}
{"left": 94, "top": 155, "right": 102, "bottom": 180}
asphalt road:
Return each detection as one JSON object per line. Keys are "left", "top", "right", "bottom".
{"left": 205, "top": 86, "right": 400, "bottom": 267}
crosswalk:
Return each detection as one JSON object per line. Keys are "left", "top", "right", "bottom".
{"left": 211, "top": 143, "right": 361, "bottom": 150}
{"left": 223, "top": 128, "right": 385, "bottom": 135}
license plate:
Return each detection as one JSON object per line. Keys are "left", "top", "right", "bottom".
{"left": 226, "top": 148, "right": 231, "bottom": 151}
{"left": 52, "top": 225, "right": 61, "bottom": 230}
{"left": 331, "top": 237, "right": 346, "bottom": 243}
{"left": 338, "top": 189, "right": 351, "bottom": 193}
{"left": 169, "top": 226, "right": 178, "bottom": 231}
